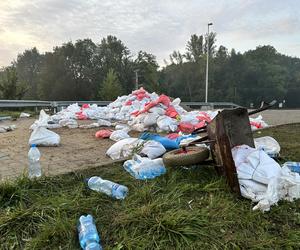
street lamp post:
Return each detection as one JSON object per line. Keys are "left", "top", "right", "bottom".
{"left": 134, "top": 69, "right": 139, "bottom": 90}
{"left": 205, "top": 22, "right": 213, "bottom": 103}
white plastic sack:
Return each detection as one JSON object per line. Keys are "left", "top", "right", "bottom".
{"left": 106, "top": 138, "right": 144, "bottom": 160}
{"left": 0, "top": 125, "right": 16, "bottom": 133}
{"left": 156, "top": 116, "right": 178, "bottom": 132}
{"left": 97, "top": 119, "right": 112, "bottom": 127}
{"left": 254, "top": 136, "right": 280, "bottom": 157}
{"left": 29, "top": 127, "right": 60, "bottom": 146}
{"left": 109, "top": 129, "right": 130, "bottom": 142}
{"left": 140, "top": 140, "right": 166, "bottom": 159}
{"left": 79, "top": 123, "right": 100, "bottom": 129}
{"left": 59, "top": 119, "right": 78, "bottom": 128}
{"left": 232, "top": 145, "right": 300, "bottom": 212}
{"left": 30, "top": 110, "right": 50, "bottom": 130}
{"left": 144, "top": 113, "right": 159, "bottom": 127}
{"left": 20, "top": 112, "right": 30, "bottom": 118}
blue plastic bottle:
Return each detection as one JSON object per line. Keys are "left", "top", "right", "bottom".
{"left": 78, "top": 215, "right": 102, "bottom": 250}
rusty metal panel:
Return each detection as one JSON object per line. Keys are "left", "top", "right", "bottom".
{"left": 207, "top": 108, "right": 255, "bottom": 195}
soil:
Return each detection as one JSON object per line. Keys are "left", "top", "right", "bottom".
{"left": 0, "top": 118, "right": 119, "bottom": 180}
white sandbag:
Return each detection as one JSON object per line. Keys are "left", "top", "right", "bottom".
{"left": 30, "top": 110, "right": 50, "bottom": 130}
{"left": 157, "top": 115, "right": 178, "bottom": 132}
{"left": 144, "top": 113, "right": 159, "bottom": 127}
{"left": 20, "top": 112, "right": 30, "bottom": 118}
{"left": 109, "top": 129, "right": 130, "bottom": 142}
{"left": 115, "top": 124, "right": 131, "bottom": 131}
{"left": 131, "top": 123, "right": 146, "bottom": 132}
{"left": 0, "top": 125, "right": 16, "bottom": 133}
{"left": 29, "top": 127, "right": 60, "bottom": 146}
{"left": 59, "top": 119, "right": 78, "bottom": 128}
{"left": 148, "top": 106, "right": 165, "bottom": 115}
{"left": 231, "top": 145, "right": 300, "bottom": 212}
{"left": 106, "top": 138, "right": 144, "bottom": 160}
{"left": 79, "top": 123, "right": 100, "bottom": 129}
{"left": 140, "top": 140, "right": 166, "bottom": 159}
{"left": 97, "top": 119, "right": 112, "bottom": 127}
{"left": 254, "top": 136, "right": 280, "bottom": 157}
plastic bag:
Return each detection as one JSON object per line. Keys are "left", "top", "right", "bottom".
{"left": 140, "top": 132, "right": 179, "bottom": 150}
{"left": 109, "top": 129, "right": 130, "bottom": 142}
{"left": 140, "top": 140, "right": 166, "bottom": 159}
{"left": 254, "top": 136, "right": 280, "bottom": 158}
{"left": 29, "top": 127, "right": 60, "bottom": 146}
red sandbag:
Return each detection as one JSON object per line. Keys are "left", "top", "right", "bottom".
{"left": 81, "top": 104, "right": 90, "bottom": 109}
{"left": 250, "top": 121, "right": 262, "bottom": 129}
{"left": 178, "top": 122, "right": 194, "bottom": 133}
{"left": 125, "top": 100, "right": 133, "bottom": 106}
{"left": 76, "top": 112, "right": 88, "bottom": 120}
{"left": 194, "top": 120, "right": 206, "bottom": 130}
{"left": 196, "top": 112, "right": 212, "bottom": 123}
{"left": 157, "top": 94, "right": 171, "bottom": 107}
{"left": 95, "top": 129, "right": 113, "bottom": 138}
{"left": 166, "top": 133, "right": 180, "bottom": 140}
{"left": 165, "top": 106, "right": 179, "bottom": 118}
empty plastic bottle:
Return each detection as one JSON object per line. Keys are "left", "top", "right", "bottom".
{"left": 78, "top": 214, "right": 102, "bottom": 250}
{"left": 87, "top": 176, "right": 128, "bottom": 199}
{"left": 28, "top": 144, "right": 42, "bottom": 178}
{"left": 123, "top": 156, "right": 166, "bottom": 180}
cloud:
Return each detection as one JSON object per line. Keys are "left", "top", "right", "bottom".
{"left": 0, "top": 0, "right": 299, "bottom": 66}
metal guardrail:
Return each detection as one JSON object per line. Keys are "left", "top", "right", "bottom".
{"left": 0, "top": 100, "right": 52, "bottom": 108}
{"left": 0, "top": 100, "right": 241, "bottom": 109}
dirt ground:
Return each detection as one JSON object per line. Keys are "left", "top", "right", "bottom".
{"left": 1, "top": 109, "right": 300, "bottom": 180}
{"left": 0, "top": 118, "right": 118, "bottom": 180}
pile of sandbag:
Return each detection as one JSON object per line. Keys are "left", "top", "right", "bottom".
{"left": 47, "top": 88, "right": 220, "bottom": 133}
{"left": 33, "top": 88, "right": 268, "bottom": 133}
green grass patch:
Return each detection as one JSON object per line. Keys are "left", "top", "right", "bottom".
{"left": 1, "top": 124, "right": 300, "bottom": 249}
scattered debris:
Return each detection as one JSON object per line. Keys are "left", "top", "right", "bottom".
{"left": 0, "top": 124, "right": 16, "bottom": 133}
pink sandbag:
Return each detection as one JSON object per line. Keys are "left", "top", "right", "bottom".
{"left": 165, "top": 106, "right": 179, "bottom": 119}
{"left": 81, "top": 104, "right": 90, "bottom": 109}
{"left": 134, "top": 94, "right": 172, "bottom": 116}
{"left": 95, "top": 129, "right": 113, "bottom": 138}
{"left": 196, "top": 112, "right": 211, "bottom": 123}
{"left": 250, "top": 121, "right": 263, "bottom": 129}
{"left": 125, "top": 100, "right": 133, "bottom": 106}
{"left": 166, "top": 133, "right": 180, "bottom": 140}
{"left": 178, "top": 122, "right": 194, "bottom": 133}
{"left": 76, "top": 112, "right": 88, "bottom": 120}
{"left": 194, "top": 120, "right": 206, "bottom": 130}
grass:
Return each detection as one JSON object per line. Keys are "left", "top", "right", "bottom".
{"left": 1, "top": 124, "right": 300, "bottom": 249}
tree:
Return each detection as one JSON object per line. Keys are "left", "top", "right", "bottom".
{"left": 15, "top": 47, "right": 43, "bottom": 99}
{"left": 185, "top": 34, "right": 204, "bottom": 62}
{"left": 0, "top": 66, "right": 27, "bottom": 99}
{"left": 134, "top": 51, "right": 160, "bottom": 92}
{"left": 99, "top": 68, "right": 123, "bottom": 100}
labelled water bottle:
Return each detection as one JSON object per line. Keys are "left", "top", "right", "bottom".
{"left": 28, "top": 144, "right": 42, "bottom": 179}
{"left": 87, "top": 176, "right": 128, "bottom": 199}
{"left": 78, "top": 214, "right": 102, "bottom": 250}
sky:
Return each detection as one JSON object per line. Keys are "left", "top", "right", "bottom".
{"left": 0, "top": 0, "right": 300, "bottom": 66}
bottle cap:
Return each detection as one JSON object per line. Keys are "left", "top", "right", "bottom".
{"left": 30, "top": 144, "right": 37, "bottom": 147}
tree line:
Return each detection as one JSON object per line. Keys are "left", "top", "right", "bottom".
{"left": 1, "top": 34, "right": 300, "bottom": 108}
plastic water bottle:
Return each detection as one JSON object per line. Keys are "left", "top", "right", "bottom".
{"left": 78, "top": 215, "right": 102, "bottom": 250}
{"left": 28, "top": 144, "right": 42, "bottom": 178}
{"left": 87, "top": 177, "right": 128, "bottom": 199}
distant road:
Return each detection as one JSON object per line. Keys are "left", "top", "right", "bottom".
{"left": 250, "top": 109, "right": 300, "bottom": 126}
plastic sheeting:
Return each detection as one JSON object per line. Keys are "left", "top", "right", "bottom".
{"left": 232, "top": 145, "right": 300, "bottom": 212}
